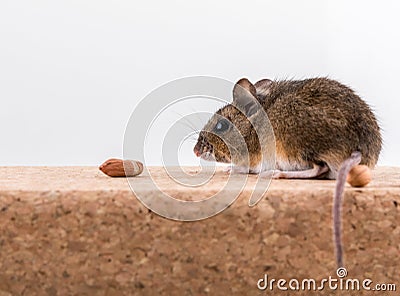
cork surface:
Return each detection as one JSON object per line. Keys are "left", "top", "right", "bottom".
{"left": 0, "top": 166, "right": 399, "bottom": 295}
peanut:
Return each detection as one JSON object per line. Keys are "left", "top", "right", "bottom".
{"left": 347, "top": 165, "right": 371, "bottom": 187}
{"left": 99, "top": 158, "right": 143, "bottom": 177}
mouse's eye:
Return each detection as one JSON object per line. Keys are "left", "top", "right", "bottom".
{"left": 214, "top": 119, "right": 230, "bottom": 132}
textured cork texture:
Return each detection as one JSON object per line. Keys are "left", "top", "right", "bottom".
{"left": 0, "top": 166, "right": 399, "bottom": 295}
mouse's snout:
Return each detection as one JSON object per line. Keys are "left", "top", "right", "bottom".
{"left": 193, "top": 145, "right": 201, "bottom": 157}
{"left": 193, "top": 133, "right": 213, "bottom": 157}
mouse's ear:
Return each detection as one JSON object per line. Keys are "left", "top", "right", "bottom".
{"left": 254, "top": 79, "right": 273, "bottom": 101}
{"left": 232, "top": 78, "right": 259, "bottom": 117}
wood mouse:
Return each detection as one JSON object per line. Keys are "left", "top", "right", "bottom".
{"left": 193, "top": 77, "right": 382, "bottom": 268}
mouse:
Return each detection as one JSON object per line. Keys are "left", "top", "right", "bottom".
{"left": 193, "top": 77, "right": 382, "bottom": 268}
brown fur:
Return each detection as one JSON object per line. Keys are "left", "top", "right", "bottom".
{"left": 194, "top": 77, "right": 382, "bottom": 178}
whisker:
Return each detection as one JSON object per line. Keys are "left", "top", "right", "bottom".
{"left": 175, "top": 120, "right": 200, "bottom": 134}
{"left": 171, "top": 110, "right": 201, "bottom": 133}
{"left": 189, "top": 107, "right": 211, "bottom": 127}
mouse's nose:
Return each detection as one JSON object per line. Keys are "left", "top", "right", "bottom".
{"left": 193, "top": 146, "right": 201, "bottom": 157}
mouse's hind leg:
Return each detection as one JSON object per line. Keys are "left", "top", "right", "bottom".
{"left": 261, "top": 163, "right": 329, "bottom": 179}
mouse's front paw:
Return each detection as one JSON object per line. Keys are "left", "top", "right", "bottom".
{"left": 223, "top": 166, "right": 232, "bottom": 174}
{"left": 225, "top": 165, "right": 249, "bottom": 174}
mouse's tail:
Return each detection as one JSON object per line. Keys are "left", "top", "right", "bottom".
{"left": 333, "top": 151, "right": 362, "bottom": 268}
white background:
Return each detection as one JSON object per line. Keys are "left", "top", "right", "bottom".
{"left": 0, "top": 0, "right": 399, "bottom": 166}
